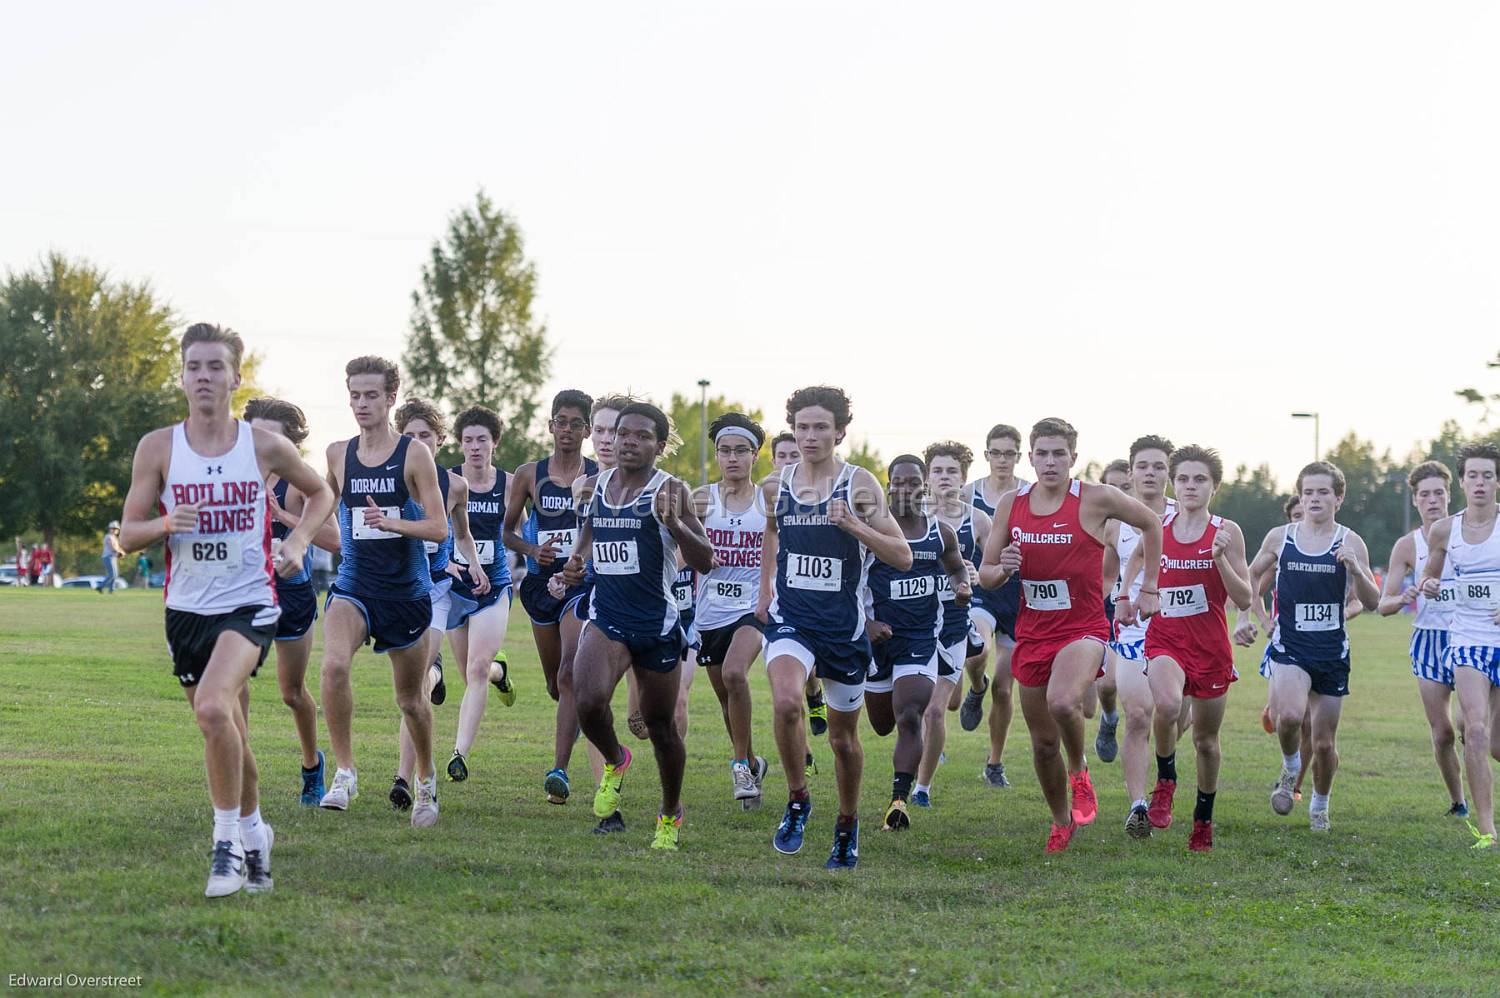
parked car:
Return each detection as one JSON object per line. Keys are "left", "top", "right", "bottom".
{"left": 0, "top": 562, "right": 19, "bottom": 585}
{"left": 61, "top": 575, "right": 129, "bottom": 591}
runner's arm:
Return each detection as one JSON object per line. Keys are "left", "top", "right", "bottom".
{"left": 1091, "top": 486, "right": 1163, "bottom": 617}
{"left": 500, "top": 462, "right": 543, "bottom": 558}
{"left": 937, "top": 521, "right": 971, "bottom": 607}
{"left": 840, "top": 469, "right": 913, "bottom": 570}
{"left": 977, "top": 492, "right": 1018, "bottom": 590}
{"left": 659, "top": 479, "right": 714, "bottom": 574}
{"left": 1419, "top": 518, "right": 1452, "bottom": 594}
{"left": 1378, "top": 533, "right": 1419, "bottom": 615}
{"left": 118, "top": 431, "right": 172, "bottom": 552}
{"left": 757, "top": 477, "right": 779, "bottom": 623}
{"left": 1336, "top": 531, "right": 1380, "bottom": 610}
{"left": 259, "top": 430, "right": 337, "bottom": 577}
{"left": 1214, "top": 519, "right": 1254, "bottom": 611}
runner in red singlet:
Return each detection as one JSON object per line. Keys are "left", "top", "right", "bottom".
{"left": 979, "top": 417, "right": 1163, "bottom": 852}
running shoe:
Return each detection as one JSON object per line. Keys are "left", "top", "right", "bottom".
{"left": 1069, "top": 769, "right": 1098, "bottom": 826}
{"left": 320, "top": 767, "right": 358, "bottom": 810}
{"left": 732, "top": 760, "right": 760, "bottom": 805}
{"left": 1468, "top": 821, "right": 1496, "bottom": 850}
{"left": 805, "top": 752, "right": 817, "bottom": 777}
{"left": 911, "top": 788, "right": 931, "bottom": 808}
{"left": 430, "top": 654, "right": 446, "bottom": 706}
{"left": 544, "top": 768, "right": 570, "bottom": 805}
{"left": 882, "top": 799, "right": 910, "bottom": 831}
{"left": 774, "top": 798, "right": 812, "bottom": 855}
{"left": 826, "top": 820, "right": 859, "bottom": 870}
{"left": 489, "top": 652, "right": 515, "bottom": 707}
{"left": 750, "top": 755, "right": 769, "bottom": 791}
{"left": 447, "top": 750, "right": 468, "bottom": 783}
{"left": 807, "top": 693, "right": 829, "bottom": 737}
{"left": 1270, "top": 766, "right": 1297, "bottom": 815}
{"left": 959, "top": 676, "right": 989, "bottom": 731}
{"left": 1188, "top": 819, "right": 1214, "bottom": 852}
{"left": 1147, "top": 779, "right": 1177, "bottom": 829}
{"left": 1094, "top": 713, "right": 1119, "bottom": 764}
{"left": 592, "top": 811, "right": 626, "bottom": 835}
{"left": 244, "top": 823, "right": 274, "bottom": 894}
{"left": 1125, "top": 803, "right": 1152, "bottom": 840}
{"left": 412, "top": 777, "right": 439, "bottom": 828}
{"left": 1309, "top": 807, "right": 1330, "bottom": 832}
{"left": 1045, "top": 820, "right": 1077, "bottom": 854}
{"left": 982, "top": 762, "right": 1010, "bottom": 788}
{"left": 205, "top": 840, "right": 247, "bottom": 898}
{"left": 628, "top": 713, "right": 648, "bottom": 740}
{"left": 651, "top": 810, "right": 682, "bottom": 851}
{"left": 593, "top": 746, "right": 632, "bottom": 818}
{"left": 389, "top": 776, "right": 412, "bottom": 812}
{"left": 1259, "top": 704, "right": 1273, "bottom": 734}
{"left": 300, "top": 750, "right": 325, "bottom": 806}
{"left": 1448, "top": 801, "right": 1470, "bottom": 819}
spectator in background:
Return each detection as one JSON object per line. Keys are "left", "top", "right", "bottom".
{"left": 136, "top": 551, "right": 152, "bottom": 588}
{"left": 101, "top": 521, "right": 125, "bottom": 594}
{"left": 27, "top": 546, "right": 41, "bottom": 586}
{"left": 35, "top": 543, "right": 54, "bottom": 586}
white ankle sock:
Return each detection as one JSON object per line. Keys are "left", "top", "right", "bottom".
{"left": 914, "top": 783, "right": 931, "bottom": 796}
{"left": 213, "top": 807, "right": 241, "bottom": 850}
{"left": 1283, "top": 750, "right": 1301, "bottom": 773}
{"left": 238, "top": 807, "right": 266, "bottom": 853}
{"left": 1133, "top": 798, "right": 1148, "bottom": 810}
{"left": 1310, "top": 792, "right": 1329, "bottom": 812}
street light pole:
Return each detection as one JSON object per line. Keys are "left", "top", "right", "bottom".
{"left": 697, "top": 379, "right": 711, "bottom": 487}
{"left": 1291, "top": 411, "right": 1320, "bottom": 462}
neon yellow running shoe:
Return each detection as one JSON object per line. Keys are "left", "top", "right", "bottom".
{"left": 593, "top": 746, "right": 632, "bottom": 818}
{"left": 488, "top": 652, "right": 515, "bottom": 707}
{"left": 651, "top": 810, "right": 682, "bottom": 851}
{"left": 1468, "top": 820, "right": 1496, "bottom": 850}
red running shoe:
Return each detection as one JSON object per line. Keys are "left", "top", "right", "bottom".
{"left": 1070, "top": 769, "right": 1098, "bottom": 826}
{"left": 1147, "top": 778, "right": 1176, "bottom": 829}
{"left": 1188, "top": 819, "right": 1213, "bottom": 852}
{"left": 1045, "top": 820, "right": 1077, "bottom": 853}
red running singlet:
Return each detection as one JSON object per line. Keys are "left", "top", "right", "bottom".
{"left": 1144, "top": 510, "right": 1236, "bottom": 699}
{"left": 1006, "top": 479, "right": 1109, "bottom": 687}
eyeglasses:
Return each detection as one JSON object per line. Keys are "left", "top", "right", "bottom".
{"left": 551, "top": 417, "right": 588, "bottom": 432}
{"left": 986, "top": 449, "right": 1019, "bottom": 459}
{"left": 716, "top": 446, "right": 754, "bottom": 458}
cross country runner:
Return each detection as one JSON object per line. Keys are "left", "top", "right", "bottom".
{"left": 561, "top": 401, "right": 714, "bottom": 849}
{"left": 318, "top": 356, "right": 448, "bottom": 828}
{"left": 1247, "top": 461, "right": 1379, "bottom": 833}
{"left": 1378, "top": 460, "right": 1467, "bottom": 819}
{"left": 978, "top": 417, "right": 1163, "bottom": 853}
{"left": 1118, "top": 445, "right": 1252, "bottom": 850}
{"left": 759, "top": 386, "right": 914, "bottom": 870}
{"left": 120, "top": 323, "right": 335, "bottom": 897}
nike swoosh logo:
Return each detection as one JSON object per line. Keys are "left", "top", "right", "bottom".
{"left": 1052, "top": 522, "right": 1068, "bottom": 528}
{"left": 1198, "top": 548, "right": 1212, "bottom": 555}
{"left": 385, "top": 464, "right": 399, "bottom": 471}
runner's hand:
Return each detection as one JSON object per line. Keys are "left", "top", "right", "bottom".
{"left": 559, "top": 553, "right": 586, "bottom": 587}
{"left": 866, "top": 620, "right": 892, "bottom": 643}
{"left": 998, "top": 540, "right": 1022, "bottom": 576}
{"left": 362, "top": 496, "right": 395, "bottom": 531}
{"left": 274, "top": 537, "right": 306, "bottom": 579}
{"left": 1136, "top": 590, "right": 1160, "bottom": 620}
{"left": 166, "top": 503, "right": 200, "bottom": 535}
{"left": 1233, "top": 615, "right": 1258, "bottom": 646}
{"left": 534, "top": 534, "right": 562, "bottom": 566}
{"left": 469, "top": 564, "right": 491, "bottom": 596}
{"left": 1211, "top": 529, "right": 1231, "bottom": 559}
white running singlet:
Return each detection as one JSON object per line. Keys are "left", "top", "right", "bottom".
{"left": 1412, "top": 526, "right": 1456, "bottom": 632}
{"left": 160, "top": 420, "right": 276, "bottom": 614}
{"left": 1446, "top": 510, "right": 1500, "bottom": 648}
{"left": 1114, "top": 498, "right": 1175, "bottom": 645}
{"left": 695, "top": 482, "right": 766, "bottom": 630}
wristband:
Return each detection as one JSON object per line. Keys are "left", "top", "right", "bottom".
{"left": 1138, "top": 588, "right": 1159, "bottom": 596}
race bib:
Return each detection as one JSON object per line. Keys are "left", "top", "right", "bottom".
{"left": 539, "top": 528, "right": 577, "bottom": 560}
{"left": 1160, "top": 584, "right": 1208, "bottom": 618}
{"left": 937, "top": 574, "right": 957, "bottom": 601}
{"left": 673, "top": 583, "right": 695, "bottom": 611}
{"left": 180, "top": 537, "right": 241, "bottom": 578}
{"left": 454, "top": 540, "right": 496, "bottom": 566}
{"left": 351, "top": 506, "right": 400, "bottom": 540}
{"left": 890, "top": 576, "right": 935, "bottom": 600}
{"left": 423, "top": 540, "right": 440, "bottom": 555}
{"left": 787, "top": 553, "right": 842, "bottom": 592}
{"left": 709, "top": 579, "right": 753, "bottom": 609}
{"left": 1023, "top": 579, "right": 1071, "bottom": 611}
{"left": 1109, "top": 578, "right": 1123, "bottom": 601}
{"left": 1459, "top": 579, "right": 1500, "bottom": 612}
{"left": 594, "top": 539, "right": 640, "bottom": 575}
{"left": 1431, "top": 581, "right": 1459, "bottom": 606}
{"left": 1294, "top": 602, "right": 1340, "bottom": 632}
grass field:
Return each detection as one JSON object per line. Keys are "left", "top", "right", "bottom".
{"left": 2, "top": 588, "right": 1497, "bottom": 995}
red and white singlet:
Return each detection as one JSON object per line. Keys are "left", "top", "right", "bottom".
{"left": 160, "top": 420, "right": 276, "bottom": 614}
{"left": 1143, "top": 510, "right": 1235, "bottom": 697}
{"left": 1006, "top": 479, "right": 1109, "bottom": 685}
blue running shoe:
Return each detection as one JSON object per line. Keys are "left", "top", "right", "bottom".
{"left": 300, "top": 751, "right": 325, "bottom": 806}
{"left": 544, "top": 767, "right": 570, "bottom": 805}
{"left": 826, "top": 820, "right": 859, "bottom": 870}
{"left": 774, "top": 798, "right": 812, "bottom": 855}
{"left": 911, "top": 788, "right": 931, "bottom": 808}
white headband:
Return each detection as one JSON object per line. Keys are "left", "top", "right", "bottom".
{"left": 714, "top": 425, "right": 760, "bottom": 448}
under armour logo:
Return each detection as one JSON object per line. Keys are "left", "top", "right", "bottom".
{"left": 206, "top": 465, "right": 222, "bottom": 475}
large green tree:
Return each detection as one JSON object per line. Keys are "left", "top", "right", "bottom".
{"left": 0, "top": 254, "right": 179, "bottom": 546}
{"left": 404, "top": 190, "right": 551, "bottom": 472}
{"left": 1211, "top": 463, "right": 1288, "bottom": 553}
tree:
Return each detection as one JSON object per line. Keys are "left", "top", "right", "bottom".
{"left": 404, "top": 190, "right": 551, "bottom": 471}
{"left": 658, "top": 392, "right": 774, "bottom": 485}
{"left": 845, "top": 439, "right": 887, "bottom": 488}
{"left": 1211, "top": 463, "right": 1287, "bottom": 552}
{"left": 1321, "top": 433, "right": 1407, "bottom": 565}
{"left": 1456, "top": 349, "right": 1500, "bottom": 425}
{"left": 0, "top": 254, "right": 178, "bottom": 546}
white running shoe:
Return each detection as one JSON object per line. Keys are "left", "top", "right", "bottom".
{"left": 245, "top": 823, "right": 274, "bottom": 894}
{"left": 732, "top": 760, "right": 760, "bottom": 803}
{"left": 205, "top": 840, "right": 247, "bottom": 898}
{"left": 1309, "top": 807, "right": 1330, "bottom": 832}
{"left": 1270, "top": 766, "right": 1297, "bottom": 816}
{"left": 412, "top": 777, "right": 439, "bottom": 828}
{"left": 321, "top": 768, "right": 358, "bottom": 810}
{"left": 751, "top": 755, "right": 769, "bottom": 789}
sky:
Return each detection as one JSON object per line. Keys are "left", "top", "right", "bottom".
{"left": 5, "top": 2, "right": 1498, "bottom": 485}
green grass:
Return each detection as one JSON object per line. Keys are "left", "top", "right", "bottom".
{"left": 1, "top": 588, "right": 1496, "bottom": 995}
